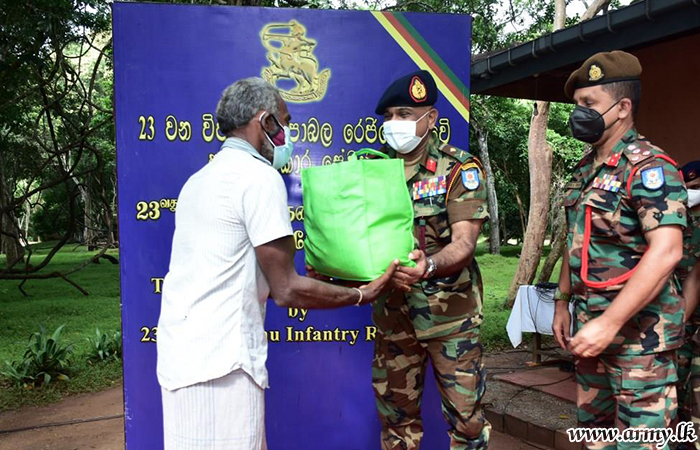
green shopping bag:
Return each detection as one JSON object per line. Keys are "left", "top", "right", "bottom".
{"left": 301, "top": 148, "right": 415, "bottom": 281}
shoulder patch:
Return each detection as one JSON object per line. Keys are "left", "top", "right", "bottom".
{"left": 461, "top": 167, "right": 480, "bottom": 190}
{"left": 640, "top": 166, "right": 665, "bottom": 190}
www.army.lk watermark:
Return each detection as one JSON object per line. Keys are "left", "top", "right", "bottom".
{"left": 567, "top": 422, "right": 697, "bottom": 449}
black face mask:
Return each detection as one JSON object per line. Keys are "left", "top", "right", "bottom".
{"left": 568, "top": 100, "right": 620, "bottom": 144}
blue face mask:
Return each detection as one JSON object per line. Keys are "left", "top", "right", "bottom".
{"left": 260, "top": 112, "right": 294, "bottom": 170}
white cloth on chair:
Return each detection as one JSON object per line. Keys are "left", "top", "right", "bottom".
{"left": 506, "top": 285, "right": 574, "bottom": 348}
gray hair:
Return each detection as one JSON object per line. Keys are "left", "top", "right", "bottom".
{"left": 216, "top": 77, "right": 282, "bottom": 134}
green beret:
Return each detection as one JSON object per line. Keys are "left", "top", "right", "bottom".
{"left": 564, "top": 50, "right": 642, "bottom": 99}
{"left": 375, "top": 70, "right": 437, "bottom": 114}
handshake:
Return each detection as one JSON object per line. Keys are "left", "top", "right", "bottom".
{"left": 305, "top": 250, "right": 430, "bottom": 305}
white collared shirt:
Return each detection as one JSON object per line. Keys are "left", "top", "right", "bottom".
{"left": 157, "top": 138, "right": 292, "bottom": 391}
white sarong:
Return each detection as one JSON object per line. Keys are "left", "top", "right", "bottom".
{"left": 162, "top": 369, "right": 267, "bottom": 450}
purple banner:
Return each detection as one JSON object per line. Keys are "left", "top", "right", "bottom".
{"left": 113, "top": 3, "right": 471, "bottom": 449}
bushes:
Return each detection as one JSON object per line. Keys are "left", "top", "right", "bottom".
{"left": 0, "top": 324, "right": 73, "bottom": 388}
{"left": 86, "top": 328, "right": 122, "bottom": 362}
{"left": 0, "top": 324, "right": 122, "bottom": 389}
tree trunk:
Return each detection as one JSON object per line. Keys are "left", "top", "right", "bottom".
{"left": 506, "top": 101, "right": 553, "bottom": 306}
{"left": 538, "top": 218, "right": 566, "bottom": 283}
{"left": 23, "top": 199, "right": 30, "bottom": 241}
{"left": 581, "top": 0, "right": 611, "bottom": 20}
{"left": 0, "top": 150, "right": 25, "bottom": 267}
{"left": 538, "top": 196, "right": 567, "bottom": 283}
{"left": 81, "top": 185, "right": 96, "bottom": 248}
{"left": 505, "top": 0, "right": 612, "bottom": 306}
{"left": 474, "top": 127, "right": 500, "bottom": 254}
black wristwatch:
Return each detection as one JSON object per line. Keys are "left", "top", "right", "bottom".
{"left": 423, "top": 257, "right": 437, "bottom": 279}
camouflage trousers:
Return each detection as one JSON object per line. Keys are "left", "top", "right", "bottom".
{"left": 371, "top": 309, "right": 490, "bottom": 450}
{"left": 575, "top": 351, "right": 678, "bottom": 450}
{"left": 677, "top": 324, "right": 698, "bottom": 424}
{"left": 688, "top": 328, "right": 700, "bottom": 449}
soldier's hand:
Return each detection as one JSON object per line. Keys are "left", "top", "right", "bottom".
{"left": 552, "top": 301, "right": 572, "bottom": 351}
{"left": 569, "top": 316, "right": 618, "bottom": 358}
{"left": 358, "top": 260, "right": 400, "bottom": 304}
{"left": 305, "top": 264, "right": 331, "bottom": 282}
{"left": 392, "top": 251, "right": 428, "bottom": 291}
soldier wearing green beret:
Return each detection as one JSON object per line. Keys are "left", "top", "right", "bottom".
{"left": 371, "top": 70, "right": 491, "bottom": 450}
{"left": 552, "top": 50, "right": 689, "bottom": 449}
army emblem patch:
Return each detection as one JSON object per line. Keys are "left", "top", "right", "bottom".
{"left": 461, "top": 168, "right": 480, "bottom": 190}
{"left": 592, "top": 174, "right": 622, "bottom": 193}
{"left": 410, "top": 76, "right": 427, "bottom": 102}
{"left": 641, "top": 167, "right": 665, "bottom": 190}
{"left": 412, "top": 176, "right": 446, "bottom": 200}
{"left": 588, "top": 64, "right": 604, "bottom": 82}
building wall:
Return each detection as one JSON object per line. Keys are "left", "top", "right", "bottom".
{"left": 635, "top": 33, "right": 700, "bottom": 166}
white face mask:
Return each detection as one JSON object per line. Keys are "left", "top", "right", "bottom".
{"left": 689, "top": 189, "right": 700, "bottom": 208}
{"left": 383, "top": 110, "right": 432, "bottom": 154}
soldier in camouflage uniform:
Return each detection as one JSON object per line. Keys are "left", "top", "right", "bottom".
{"left": 678, "top": 161, "right": 700, "bottom": 449}
{"left": 676, "top": 160, "right": 700, "bottom": 449}
{"left": 372, "top": 70, "right": 490, "bottom": 450}
{"left": 552, "top": 51, "right": 688, "bottom": 450}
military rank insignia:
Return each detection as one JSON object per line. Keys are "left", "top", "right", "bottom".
{"left": 592, "top": 174, "right": 622, "bottom": 192}
{"left": 641, "top": 167, "right": 665, "bottom": 190}
{"left": 412, "top": 176, "right": 446, "bottom": 200}
{"left": 461, "top": 168, "right": 480, "bottom": 190}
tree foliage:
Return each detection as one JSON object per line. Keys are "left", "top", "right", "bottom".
{"left": 0, "top": 1, "right": 114, "bottom": 291}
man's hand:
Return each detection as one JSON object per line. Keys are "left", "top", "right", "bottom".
{"left": 568, "top": 316, "right": 619, "bottom": 358}
{"left": 391, "top": 250, "right": 428, "bottom": 292}
{"left": 358, "top": 260, "right": 400, "bottom": 304}
{"left": 552, "top": 301, "right": 572, "bottom": 351}
{"left": 304, "top": 265, "right": 331, "bottom": 282}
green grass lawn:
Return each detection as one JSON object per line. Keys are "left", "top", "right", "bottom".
{"left": 0, "top": 242, "right": 122, "bottom": 412}
{"left": 0, "top": 240, "right": 559, "bottom": 411}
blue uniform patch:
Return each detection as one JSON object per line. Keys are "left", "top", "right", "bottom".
{"left": 641, "top": 166, "right": 665, "bottom": 190}
{"left": 461, "top": 168, "right": 480, "bottom": 190}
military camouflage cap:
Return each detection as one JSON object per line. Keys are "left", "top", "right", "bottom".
{"left": 565, "top": 50, "right": 642, "bottom": 98}
{"left": 375, "top": 70, "right": 437, "bottom": 114}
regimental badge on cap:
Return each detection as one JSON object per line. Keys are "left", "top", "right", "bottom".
{"left": 412, "top": 176, "right": 446, "bottom": 200}
{"left": 410, "top": 76, "right": 427, "bottom": 103}
{"left": 461, "top": 168, "right": 480, "bottom": 190}
{"left": 641, "top": 167, "right": 665, "bottom": 190}
{"left": 588, "top": 64, "right": 604, "bottom": 82}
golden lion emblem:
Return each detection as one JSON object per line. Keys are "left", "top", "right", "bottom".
{"left": 260, "top": 20, "right": 331, "bottom": 103}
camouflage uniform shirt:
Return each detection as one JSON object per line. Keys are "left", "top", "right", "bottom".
{"left": 679, "top": 207, "right": 700, "bottom": 284}
{"left": 375, "top": 135, "right": 489, "bottom": 340}
{"left": 564, "top": 128, "right": 688, "bottom": 355}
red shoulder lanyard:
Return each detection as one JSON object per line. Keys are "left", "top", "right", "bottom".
{"left": 581, "top": 154, "right": 681, "bottom": 289}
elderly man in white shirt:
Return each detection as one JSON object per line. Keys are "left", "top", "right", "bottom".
{"left": 157, "top": 77, "right": 397, "bottom": 450}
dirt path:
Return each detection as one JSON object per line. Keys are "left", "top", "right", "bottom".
{"left": 0, "top": 387, "right": 124, "bottom": 450}
{"left": 0, "top": 377, "right": 546, "bottom": 450}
